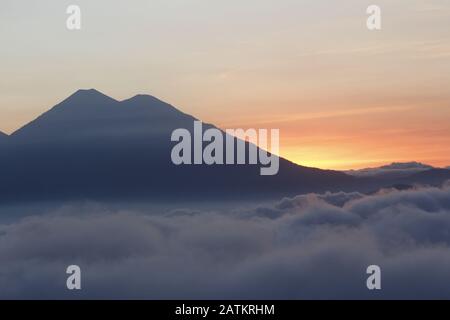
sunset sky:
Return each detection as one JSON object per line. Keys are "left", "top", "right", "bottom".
{"left": 1, "top": 0, "right": 449, "bottom": 169}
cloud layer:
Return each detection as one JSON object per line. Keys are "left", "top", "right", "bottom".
{"left": 345, "top": 161, "right": 434, "bottom": 178}
{"left": 1, "top": 182, "right": 450, "bottom": 299}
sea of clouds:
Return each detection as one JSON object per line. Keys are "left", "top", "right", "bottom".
{"left": 1, "top": 181, "right": 450, "bottom": 299}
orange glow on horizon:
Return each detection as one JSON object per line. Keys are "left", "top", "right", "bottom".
{"left": 213, "top": 102, "right": 450, "bottom": 171}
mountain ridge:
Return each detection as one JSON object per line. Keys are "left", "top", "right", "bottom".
{"left": 345, "top": 161, "right": 435, "bottom": 178}
{"left": 0, "top": 89, "right": 357, "bottom": 203}
{"left": 0, "top": 89, "right": 448, "bottom": 204}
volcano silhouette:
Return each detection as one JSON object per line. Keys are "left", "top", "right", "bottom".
{"left": 0, "top": 89, "right": 448, "bottom": 203}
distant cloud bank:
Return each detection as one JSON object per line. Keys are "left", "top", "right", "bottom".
{"left": 1, "top": 181, "right": 450, "bottom": 299}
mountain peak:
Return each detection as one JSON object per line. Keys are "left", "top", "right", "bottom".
{"left": 10, "top": 89, "right": 120, "bottom": 139}
{"left": 125, "top": 94, "right": 167, "bottom": 105}
{"left": 122, "top": 93, "right": 185, "bottom": 116}
{"left": 380, "top": 162, "right": 433, "bottom": 170}
{"left": 9, "top": 89, "right": 193, "bottom": 141}
{"left": 346, "top": 161, "right": 434, "bottom": 178}
{"left": 76, "top": 88, "right": 100, "bottom": 94}
{"left": 65, "top": 88, "right": 118, "bottom": 104}
{"left": 129, "top": 93, "right": 156, "bottom": 99}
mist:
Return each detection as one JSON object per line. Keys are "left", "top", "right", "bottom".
{"left": 1, "top": 182, "right": 450, "bottom": 299}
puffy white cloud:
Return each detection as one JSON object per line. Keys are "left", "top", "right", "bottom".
{"left": 1, "top": 183, "right": 450, "bottom": 299}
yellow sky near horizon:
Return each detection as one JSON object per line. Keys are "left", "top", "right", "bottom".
{"left": 1, "top": 0, "right": 450, "bottom": 170}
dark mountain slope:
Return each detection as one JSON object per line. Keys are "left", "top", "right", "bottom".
{"left": 0, "top": 89, "right": 358, "bottom": 203}
{"left": 3, "top": 89, "right": 447, "bottom": 204}
{"left": 401, "top": 168, "right": 450, "bottom": 186}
